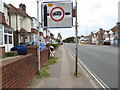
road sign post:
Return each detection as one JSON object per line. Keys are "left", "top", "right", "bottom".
{"left": 75, "top": 0, "right": 78, "bottom": 76}
{"left": 37, "top": 1, "right": 41, "bottom": 74}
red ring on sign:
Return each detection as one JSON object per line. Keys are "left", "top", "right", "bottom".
{"left": 50, "top": 7, "right": 65, "bottom": 22}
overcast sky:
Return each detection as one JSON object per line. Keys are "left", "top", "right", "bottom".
{"left": 3, "top": 0, "right": 120, "bottom": 39}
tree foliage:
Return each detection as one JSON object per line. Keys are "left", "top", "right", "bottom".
{"left": 56, "top": 39, "right": 61, "bottom": 43}
{"left": 62, "top": 37, "right": 75, "bottom": 43}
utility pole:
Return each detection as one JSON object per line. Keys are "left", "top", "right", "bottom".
{"left": 37, "top": 1, "right": 40, "bottom": 74}
{"left": 75, "top": 0, "right": 78, "bottom": 76}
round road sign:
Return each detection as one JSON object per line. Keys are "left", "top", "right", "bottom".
{"left": 50, "top": 7, "right": 65, "bottom": 22}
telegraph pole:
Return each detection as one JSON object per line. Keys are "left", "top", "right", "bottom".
{"left": 75, "top": 0, "right": 78, "bottom": 76}
{"left": 37, "top": 1, "right": 41, "bottom": 74}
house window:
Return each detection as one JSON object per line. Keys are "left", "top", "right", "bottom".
{"left": 4, "top": 35, "right": 7, "bottom": 44}
{"left": 0, "top": 24, "right": 3, "bottom": 45}
{"left": 31, "top": 20, "right": 33, "bottom": 27}
{"left": 0, "top": 31, "right": 3, "bottom": 45}
{"left": 8, "top": 31, "right": 12, "bottom": 34}
{"left": 9, "top": 36, "right": 12, "bottom": 44}
{"left": 20, "top": 18, "right": 23, "bottom": 28}
{"left": 20, "top": 35, "right": 24, "bottom": 42}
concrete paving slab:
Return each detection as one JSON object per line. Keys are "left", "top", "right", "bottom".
{"left": 27, "top": 46, "right": 98, "bottom": 88}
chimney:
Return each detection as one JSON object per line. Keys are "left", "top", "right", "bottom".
{"left": 19, "top": 3, "right": 26, "bottom": 12}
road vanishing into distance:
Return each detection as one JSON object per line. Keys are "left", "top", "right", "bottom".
{"left": 64, "top": 43, "right": 118, "bottom": 88}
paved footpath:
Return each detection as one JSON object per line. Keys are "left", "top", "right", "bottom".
{"left": 28, "top": 45, "right": 99, "bottom": 88}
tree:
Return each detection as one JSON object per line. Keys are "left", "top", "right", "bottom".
{"left": 56, "top": 39, "right": 61, "bottom": 43}
{"left": 62, "top": 37, "right": 75, "bottom": 43}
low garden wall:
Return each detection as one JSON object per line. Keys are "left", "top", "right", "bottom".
{"left": 0, "top": 46, "right": 50, "bottom": 88}
{"left": 1, "top": 54, "right": 37, "bottom": 88}
{"left": 0, "top": 46, "right": 5, "bottom": 58}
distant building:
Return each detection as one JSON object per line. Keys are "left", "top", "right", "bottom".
{"left": 57, "top": 33, "right": 62, "bottom": 41}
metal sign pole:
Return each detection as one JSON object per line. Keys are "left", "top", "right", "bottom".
{"left": 37, "top": 1, "right": 40, "bottom": 73}
{"left": 75, "top": 0, "right": 78, "bottom": 76}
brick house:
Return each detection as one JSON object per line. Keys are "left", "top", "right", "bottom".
{"left": 43, "top": 28, "right": 47, "bottom": 42}
{"left": 46, "top": 30, "right": 50, "bottom": 43}
{"left": 8, "top": 3, "right": 32, "bottom": 46}
{"left": 84, "top": 36, "right": 90, "bottom": 44}
{"left": 0, "top": 1, "right": 15, "bottom": 57}
{"left": 3, "top": 3, "right": 14, "bottom": 52}
{"left": 97, "top": 28, "right": 105, "bottom": 44}
{"left": 0, "top": 12, "right": 5, "bottom": 57}
{"left": 95, "top": 32, "right": 99, "bottom": 44}
{"left": 43, "top": 28, "right": 51, "bottom": 43}
{"left": 57, "top": 33, "right": 62, "bottom": 42}
{"left": 111, "top": 22, "right": 120, "bottom": 46}
{"left": 103, "top": 30, "right": 110, "bottom": 43}
{"left": 31, "top": 17, "right": 38, "bottom": 42}
{"left": 50, "top": 33, "right": 56, "bottom": 43}
{"left": 0, "top": 2, "right": 14, "bottom": 53}
{"left": 39, "top": 28, "right": 44, "bottom": 42}
{"left": 79, "top": 35, "right": 84, "bottom": 44}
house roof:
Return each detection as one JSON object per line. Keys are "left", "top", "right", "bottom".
{"left": 8, "top": 4, "right": 31, "bottom": 18}
{"left": 4, "top": 24, "right": 14, "bottom": 31}
{"left": 19, "top": 28, "right": 28, "bottom": 33}
{"left": 31, "top": 28, "right": 38, "bottom": 34}
{"left": 0, "top": 12, "right": 14, "bottom": 31}
{"left": 111, "top": 25, "right": 118, "bottom": 32}
{"left": 4, "top": 3, "right": 9, "bottom": 9}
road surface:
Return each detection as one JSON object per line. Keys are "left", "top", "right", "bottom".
{"left": 64, "top": 43, "right": 118, "bottom": 88}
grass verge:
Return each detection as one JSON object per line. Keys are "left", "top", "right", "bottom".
{"left": 38, "top": 57, "right": 58, "bottom": 78}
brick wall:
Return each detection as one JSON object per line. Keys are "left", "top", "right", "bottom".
{"left": 0, "top": 46, "right": 5, "bottom": 58}
{"left": 1, "top": 54, "right": 37, "bottom": 88}
{"left": 0, "top": 46, "right": 50, "bottom": 88}
{"left": 40, "top": 49, "right": 50, "bottom": 69}
{"left": 27, "top": 46, "right": 50, "bottom": 69}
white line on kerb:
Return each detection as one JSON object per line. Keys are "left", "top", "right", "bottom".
{"left": 68, "top": 51, "right": 98, "bottom": 88}
{"left": 65, "top": 47, "right": 111, "bottom": 90}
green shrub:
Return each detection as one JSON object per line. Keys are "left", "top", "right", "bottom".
{"left": 19, "top": 42, "right": 24, "bottom": 45}
{"left": 50, "top": 43, "right": 59, "bottom": 49}
{"left": 5, "top": 51, "right": 18, "bottom": 57}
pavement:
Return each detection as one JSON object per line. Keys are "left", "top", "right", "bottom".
{"left": 27, "top": 45, "right": 98, "bottom": 88}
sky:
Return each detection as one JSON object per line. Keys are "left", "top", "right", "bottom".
{"left": 3, "top": 0, "right": 120, "bottom": 39}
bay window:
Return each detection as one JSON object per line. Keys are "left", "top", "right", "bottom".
{"left": 0, "top": 24, "right": 3, "bottom": 45}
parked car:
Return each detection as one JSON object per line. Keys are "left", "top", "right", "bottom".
{"left": 21, "top": 41, "right": 38, "bottom": 46}
{"left": 10, "top": 45, "right": 27, "bottom": 55}
{"left": 10, "top": 41, "right": 46, "bottom": 55}
{"left": 60, "top": 42, "right": 63, "bottom": 45}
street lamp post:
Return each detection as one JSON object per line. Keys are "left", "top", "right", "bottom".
{"left": 75, "top": 0, "right": 78, "bottom": 76}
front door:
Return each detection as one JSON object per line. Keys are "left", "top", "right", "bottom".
{"left": 4, "top": 30, "right": 13, "bottom": 52}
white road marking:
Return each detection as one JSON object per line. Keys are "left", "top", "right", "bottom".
{"left": 64, "top": 46, "right": 111, "bottom": 90}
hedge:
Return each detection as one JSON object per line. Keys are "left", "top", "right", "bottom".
{"left": 50, "top": 43, "right": 59, "bottom": 49}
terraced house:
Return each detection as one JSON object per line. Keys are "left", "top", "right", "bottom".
{"left": 0, "top": 0, "right": 5, "bottom": 57}
{"left": 31, "top": 17, "right": 38, "bottom": 42}
{"left": 8, "top": 3, "right": 31, "bottom": 46}
{"left": 0, "top": 1, "right": 14, "bottom": 56}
